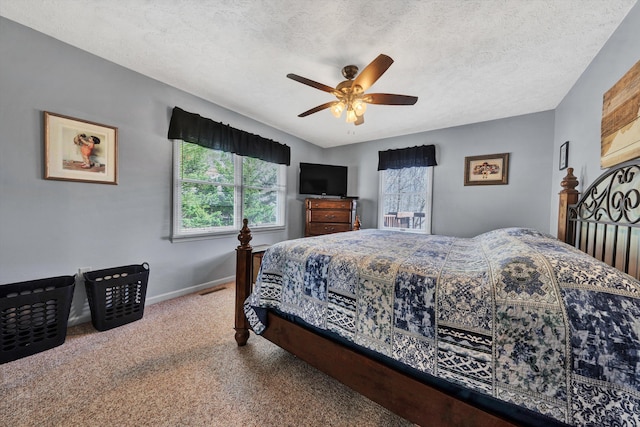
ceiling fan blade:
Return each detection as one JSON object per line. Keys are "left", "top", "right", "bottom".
{"left": 354, "top": 115, "right": 364, "bottom": 126}
{"left": 364, "top": 93, "right": 418, "bottom": 105}
{"left": 287, "top": 74, "right": 337, "bottom": 94}
{"left": 352, "top": 54, "right": 394, "bottom": 92}
{"left": 298, "top": 101, "right": 337, "bottom": 117}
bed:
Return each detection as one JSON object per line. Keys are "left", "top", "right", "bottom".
{"left": 234, "top": 160, "right": 640, "bottom": 427}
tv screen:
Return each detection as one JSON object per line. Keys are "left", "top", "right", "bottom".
{"left": 299, "top": 162, "right": 348, "bottom": 197}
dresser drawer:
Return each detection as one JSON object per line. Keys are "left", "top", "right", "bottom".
{"left": 309, "top": 209, "right": 351, "bottom": 223}
{"left": 308, "top": 222, "right": 352, "bottom": 235}
{"left": 304, "top": 197, "right": 357, "bottom": 237}
{"left": 307, "top": 199, "right": 353, "bottom": 210}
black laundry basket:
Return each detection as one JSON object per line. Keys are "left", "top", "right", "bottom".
{"left": 84, "top": 263, "right": 149, "bottom": 331}
{"left": 0, "top": 275, "right": 75, "bottom": 364}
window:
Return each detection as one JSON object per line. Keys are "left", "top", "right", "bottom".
{"left": 172, "top": 141, "right": 285, "bottom": 239}
{"left": 378, "top": 166, "right": 433, "bottom": 233}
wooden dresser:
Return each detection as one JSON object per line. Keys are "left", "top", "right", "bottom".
{"left": 305, "top": 198, "right": 357, "bottom": 237}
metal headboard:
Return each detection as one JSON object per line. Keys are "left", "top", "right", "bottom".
{"left": 567, "top": 160, "right": 640, "bottom": 279}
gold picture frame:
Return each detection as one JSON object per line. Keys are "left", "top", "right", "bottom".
{"left": 464, "top": 153, "right": 509, "bottom": 186}
{"left": 44, "top": 112, "right": 118, "bottom": 184}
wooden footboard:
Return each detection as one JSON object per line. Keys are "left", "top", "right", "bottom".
{"left": 234, "top": 219, "right": 252, "bottom": 346}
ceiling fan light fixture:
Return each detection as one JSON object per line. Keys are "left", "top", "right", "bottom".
{"left": 288, "top": 54, "right": 417, "bottom": 126}
{"left": 331, "top": 101, "right": 345, "bottom": 118}
{"left": 345, "top": 108, "right": 357, "bottom": 123}
{"left": 353, "top": 98, "right": 367, "bottom": 116}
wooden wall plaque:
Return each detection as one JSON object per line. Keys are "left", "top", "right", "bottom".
{"left": 601, "top": 60, "right": 640, "bottom": 168}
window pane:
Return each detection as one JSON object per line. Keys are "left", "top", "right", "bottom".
{"left": 400, "top": 168, "right": 426, "bottom": 193}
{"left": 396, "top": 193, "right": 426, "bottom": 213}
{"left": 384, "top": 169, "right": 401, "bottom": 193}
{"left": 243, "top": 188, "right": 278, "bottom": 226}
{"left": 242, "top": 156, "right": 278, "bottom": 187}
{"left": 173, "top": 140, "right": 285, "bottom": 239}
{"left": 380, "top": 167, "right": 430, "bottom": 232}
{"left": 180, "top": 182, "right": 234, "bottom": 229}
{"left": 181, "top": 142, "right": 234, "bottom": 184}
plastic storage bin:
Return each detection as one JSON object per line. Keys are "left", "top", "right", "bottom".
{"left": 84, "top": 263, "right": 149, "bottom": 331}
{"left": 0, "top": 275, "right": 75, "bottom": 364}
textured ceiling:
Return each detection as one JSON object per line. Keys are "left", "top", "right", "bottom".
{"left": 0, "top": 0, "right": 636, "bottom": 148}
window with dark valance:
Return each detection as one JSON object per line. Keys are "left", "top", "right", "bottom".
{"left": 377, "top": 144, "right": 437, "bottom": 170}
{"left": 167, "top": 106, "right": 291, "bottom": 166}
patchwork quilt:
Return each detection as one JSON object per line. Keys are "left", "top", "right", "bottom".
{"left": 245, "top": 228, "right": 640, "bottom": 426}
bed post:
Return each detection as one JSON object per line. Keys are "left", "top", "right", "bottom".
{"left": 235, "top": 218, "right": 253, "bottom": 346}
{"left": 558, "top": 167, "right": 579, "bottom": 244}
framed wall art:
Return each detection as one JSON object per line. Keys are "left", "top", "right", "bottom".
{"left": 464, "top": 153, "right": 509, "bottom": 186}
{"left": 44, "top": 111, "right": 118, "bottom": 184}
{"left": 559, "top": 141, "right": 569, "bottom": 170}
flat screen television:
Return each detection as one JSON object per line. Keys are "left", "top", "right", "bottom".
{"left": 299, "top": 162, "right": 348, "bottom": 197}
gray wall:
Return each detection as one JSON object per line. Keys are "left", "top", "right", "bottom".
{"left": 550, "top": 2, "right": 640, "bottom": 231}
{"left": 325, "top": 111, "right": 555, "bottom": 237}
{"left": 0, "top": 17, "right": 323, "bottom": 325}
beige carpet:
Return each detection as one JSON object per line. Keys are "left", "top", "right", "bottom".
{"left": 0, "top": 285, "right": 412, "bottom": 427}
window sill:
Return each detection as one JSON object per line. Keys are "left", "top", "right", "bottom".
{"left": 171, "top": 225, "right": 286, "bottom": 243}
{"left": 379, "top": 227, "right": 431, "bottom": 234}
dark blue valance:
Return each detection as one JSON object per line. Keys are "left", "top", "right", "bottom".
{"left": 377, "top": 144, "right": 437, "bottom": 170}
{"left": 167, "top": 106, "right": 290, "bottom": 166}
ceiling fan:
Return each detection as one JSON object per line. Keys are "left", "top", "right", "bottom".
{"left": 287, "top": 54, "right": 418, "bottom": 126}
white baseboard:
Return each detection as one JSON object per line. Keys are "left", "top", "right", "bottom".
{"left": 67, "top": 275, "right": 235, "bottom": 327}
{"left": 146, "top": 275, "right": 234, "bottom": 304}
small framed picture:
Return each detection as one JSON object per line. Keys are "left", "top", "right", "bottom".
{"left": 464, "top": 153, "right": 509, "bottom": 186}
{"left": 559, "top": 141, "right": 569, "bottom": 170}
{"left": 44, "top": 112, "right": 118, "bottom": 184}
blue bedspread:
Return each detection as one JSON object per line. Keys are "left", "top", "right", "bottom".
{"left": 245, "top": 228, "right": 640, "bottom": 426}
